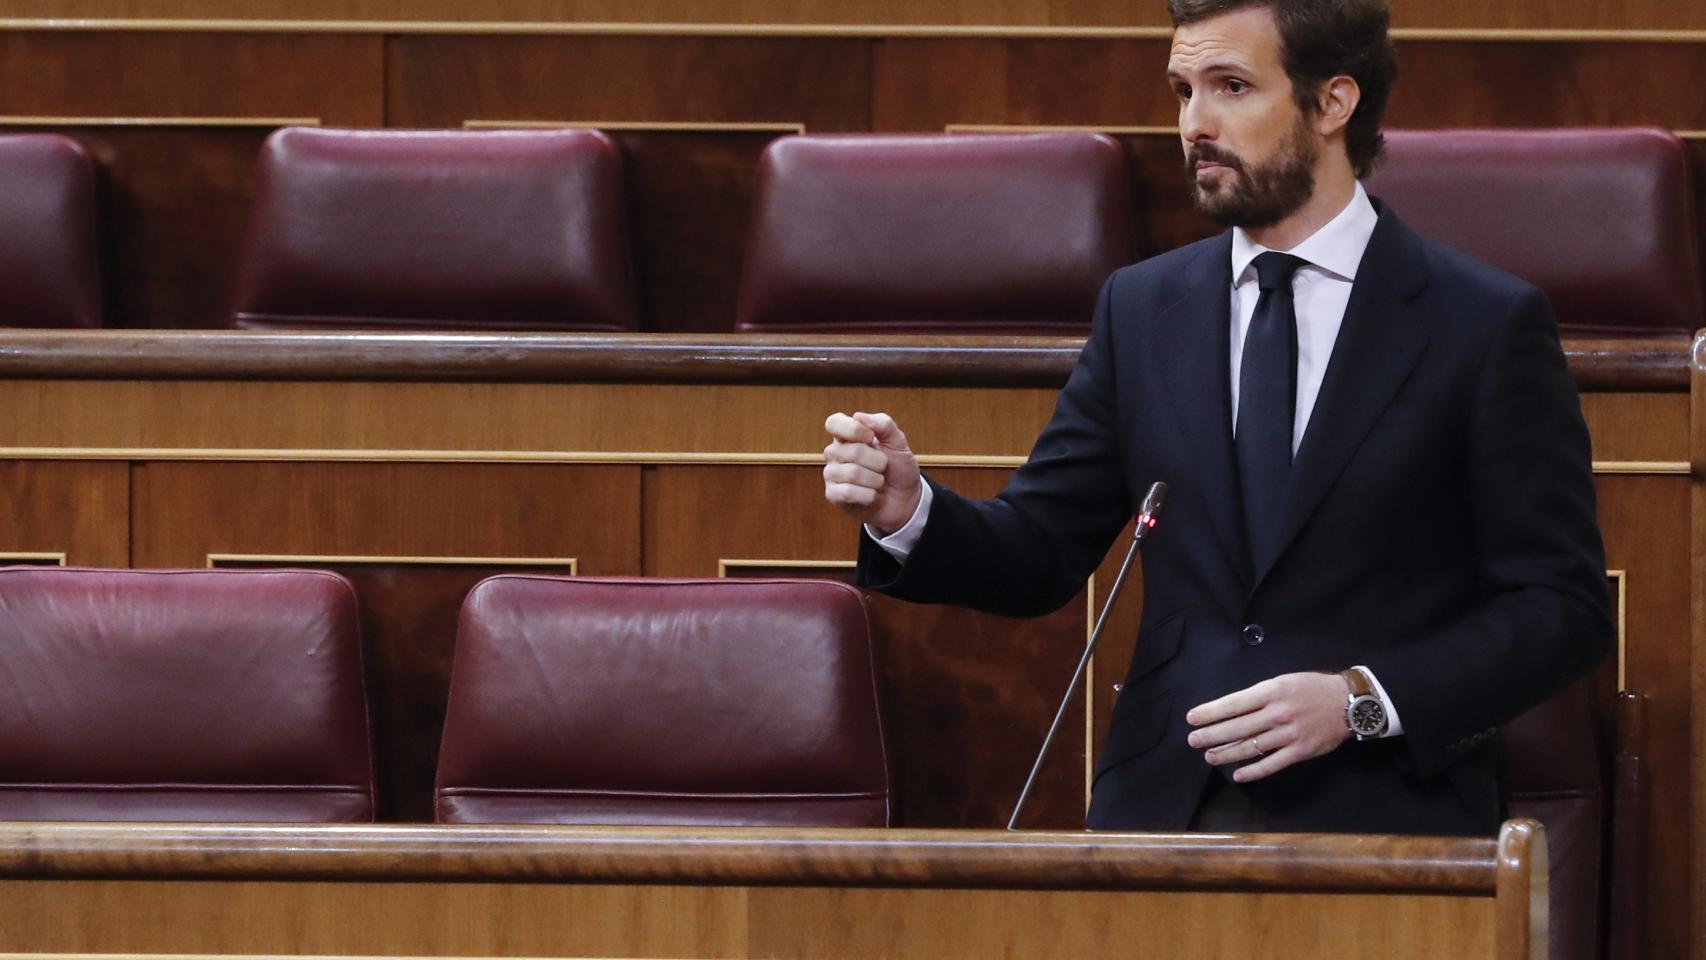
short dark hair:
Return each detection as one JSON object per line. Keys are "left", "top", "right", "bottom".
{"left": 1167, "top": 0, "right": 1398, "bottom": 178}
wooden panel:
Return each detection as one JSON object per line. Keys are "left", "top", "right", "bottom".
{"left": 0, "top": 380, "right": 1061, "bottom": 459}
{"left": 0, "top": 31, "right": 381, "bottom": 328}
{"left": 0, "top": 461, "right": 128, "bottom": 566}
{"left": 1597, "top": 474, "right": 1690, "bottom": 960}
{"left": 0, "top": 878, "right": 1504, "bottom": 959}
{"left": 131, "top": 461, "right": 642, "bottom": 820}
{"left": 643, "top": 463, "right": 1089, "bottom": 829}
{"left": 385, "top": 35, "right": 872, "bottom": 131}
{"left": 0, "top": 125, "right": 273, "bottom": 329}
{"left": 3, "top": 0, "right": 1706, "bottom": 29}
{"left": 613, "top": 130, "right": 776, "bottom": 333}
{"left": 0, "top": 32, "right": 381, "bottom": 122}
{"left": 874, "top": 38, "right": 1706, "bottom": 131}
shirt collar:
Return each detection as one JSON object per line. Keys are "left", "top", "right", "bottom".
{"left": 1231, "top": 180, "right": 1378, "bottom": 287}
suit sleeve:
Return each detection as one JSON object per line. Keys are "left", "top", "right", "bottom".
{"left": 1361, "top": 287, "right": 1614, "bottom": 779}
{"left": 857, "top": 275, "right": 1135, "bottom": 618}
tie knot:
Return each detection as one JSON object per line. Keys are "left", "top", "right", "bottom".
{"left": 1252, "top": 251, "right": 1308, "bottom": 293}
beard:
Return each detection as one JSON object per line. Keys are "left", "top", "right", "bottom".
{"left": 1186, "top": 117, "right": 1319, "bottom": 229}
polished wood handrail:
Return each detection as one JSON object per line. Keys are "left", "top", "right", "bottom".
{"left": 0, "top": 331, "right": 1685, "bottom": 391}
{"left": 0, "top": 822, "right": 1518, "bottom": 892}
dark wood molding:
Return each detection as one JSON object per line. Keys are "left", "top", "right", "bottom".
{"left": 0, "top": 821, "right": 1505, "bottom": 891}
{"left": 0, "top": 331, "right": 1685, "bottom": 390}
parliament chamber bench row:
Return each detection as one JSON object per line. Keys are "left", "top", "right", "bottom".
{"left": 0, "top": 561, "right": 1646, "bottom": 957}
{"left": 0, "top": 124, "right": 1700, "bottom": 337}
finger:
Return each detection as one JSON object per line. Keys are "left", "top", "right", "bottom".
{"left": 1188, "top": 708, "right": 1275, "bottom": 750}
{"left": 853, "top": 411, "right": 907, "bottom": 449}
{"left": 823, "top": 440, "right": 889, "bottom": 474}
{"left": 1232, "top": 743, "right": 1302, "bottom": 784}
{"left": 824, "top": 482, "right": 877, "bottom": 508}
{"left": 1203, "top": 726, "right": 1284, "bottom": 766}
{"left": 1186, "top": 680, "right": 1274, "bottom": 727}
{"left": 825, "top": 412, "right": 875, "bottom": 445}
{"left": 822, "top": 461, "right": 886, "bottom": 490}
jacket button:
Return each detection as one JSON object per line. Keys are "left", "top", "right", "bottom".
{"left": 1241, "top": 624, "right": 1266, "bottom": 646}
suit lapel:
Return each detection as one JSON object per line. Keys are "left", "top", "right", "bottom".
{"left": 1155, "top": 233, "right": 1247, "bottom": 582}
{"left": 1251, "top": 204, "right": 1433, "bottom": 588}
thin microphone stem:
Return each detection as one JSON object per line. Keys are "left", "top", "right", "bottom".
{"left": 1008, "top": 482, "right": 1166, "bottom": 831}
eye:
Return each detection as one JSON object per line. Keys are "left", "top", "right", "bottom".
{"left": 1224, "top": 78, "right": 1250, "bottom": 95}
{"left": 1174, "top": 83, "right": 1193, "bottom": 101}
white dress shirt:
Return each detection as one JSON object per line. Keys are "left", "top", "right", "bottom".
{"left": 868, "top": 181, "right": 1403, "bottom": 735}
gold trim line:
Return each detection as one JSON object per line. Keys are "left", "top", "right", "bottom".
{"left": 0, "top": 20, "right": 1701, "bottom": 42}
{"left": 718, "top": 558, "right": 856, "bottom": 577}
{"left": 0, "top": 551, "right": 68, "bottom": 566}
{"left": 0, "top": 448, "right": 1029, "bottom": 467}
{"left": 467, "top": 120, "right": 805, "bottom": 133}
{"left": 954, "top": 123, "right": 1705, "bottom": 142}
{"left": 1607, "top": 569, "right": 1628, "bottom": 692}
{"left": 1591, "top": 461, "right": 1690, "bottom": 474}
{"left": 0, "top": 116, "right": 321, "bottom": 128}
{"left": 209, "top": 553, "right": 578, "bottom": 573}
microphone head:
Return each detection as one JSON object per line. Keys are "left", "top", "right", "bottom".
{"left": 1138, "top": 481, "right": 1168, "bottom": 524}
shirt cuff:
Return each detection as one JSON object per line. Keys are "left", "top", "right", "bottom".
{"left": 1351, "top": 664, "right": 1404, "bottom": 737}
{"left": 865, "top": 482, "right": 934, "bottom": 562}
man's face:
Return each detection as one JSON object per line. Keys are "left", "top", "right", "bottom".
{"left": 1167, "top": 5, "right": 1320, "bottom": 228}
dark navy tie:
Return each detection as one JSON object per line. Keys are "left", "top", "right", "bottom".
{"left": 1236, "top": 252, "right": 1307, "bottom": 573}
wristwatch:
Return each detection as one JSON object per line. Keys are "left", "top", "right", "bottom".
{"left": 1341, "top": 667, "right": 1389, "bottom": 740}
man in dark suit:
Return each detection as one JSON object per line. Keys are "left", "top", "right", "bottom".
{"left": 822, "top": 0, "right": 1612, "bottom": 835}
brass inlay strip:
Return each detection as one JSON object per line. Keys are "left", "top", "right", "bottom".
{"left": 467, "top": 120, "right": 804, "bottom": 133}
{"left": 955, "top": 123, "right": 1706, "bottom": 143}
{"left": 209, "top": 553, "right": 578, "bottom": 572}
{"left": 1084, "top": 574, "right": 1096, "bottom": 811}
{"left": 0, "top": 116, "right": 320, "bottom": 128}
{"left": 717, "top": 558, "right": 855, "bottom": 577}
{"left": 0, "top": 448, "right": 1030, "bottom": 468}
{"left": 0, "top": 20, "right": 1701, "bottom": 42}
{"left": 948, "top": 124, "right": 1178, "bottom": 135}
{"left": 1608, "top": 569, "right": 1628, "bottom": 692}
{"left": 0, "top": 449, "right": 1679, "bottom": 474}
{"left": 0, "top": 551, "right": 67, "bottom": 565}
{"left": 1592, "top": 461, "right": 1689, "bottom": 474}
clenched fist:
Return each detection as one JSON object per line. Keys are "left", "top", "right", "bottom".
{"left": 822, "top": 411, "right": 923, "bottom": 536}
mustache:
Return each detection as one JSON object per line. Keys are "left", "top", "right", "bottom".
{"left": 1186, "top": 143, "right": 1245, "bottom": 171}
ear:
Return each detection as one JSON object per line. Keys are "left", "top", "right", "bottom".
{"left": 1314, "top": 75, "right": 1361, "bottom": 138}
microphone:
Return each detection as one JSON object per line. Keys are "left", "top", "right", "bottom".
{"left": 1007, "top": 481, "right": 1169, "bottom": 831}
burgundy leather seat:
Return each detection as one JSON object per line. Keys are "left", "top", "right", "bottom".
{"left": 735, "top": 133, "right": 1138, "bottom": 334}
{"left": 1366, "top": 128, "right": 1703, "bottom": 336}
{"left": 435, "top": 576, "right": 891, "bottom": 826}
{"left": 232, "top": 127, "right": 637, "bottom": 331}
{"left": 1500, "top": 679, "right": 1605, "bottom": 960}
{"left": 0, "top": 134, "right": 103, "bottom": 328}
{"left": 0, "top": 567, "right": 375, "bottom": 821}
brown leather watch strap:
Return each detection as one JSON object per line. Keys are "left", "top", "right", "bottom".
{"left": 1342, "top": 667, "right": 1376, "bottom": 698}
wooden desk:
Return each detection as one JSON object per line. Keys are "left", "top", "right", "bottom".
{"left": 0, "top": 820, "right": 1547, "bottom": 959}
{"left": 0, "top": 330, "right": 1684, "bottom": 953}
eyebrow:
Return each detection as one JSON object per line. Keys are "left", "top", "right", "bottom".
{"left": 1166, "top": 58, "right": 1256, "bottom": 81}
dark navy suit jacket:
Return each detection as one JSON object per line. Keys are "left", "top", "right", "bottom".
{"left": 858, "top": 202, "right": 1613, "bottom": 834}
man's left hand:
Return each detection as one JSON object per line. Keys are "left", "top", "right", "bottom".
{"left": 1185, "top": 672, "right": 1351, "bottom": 783}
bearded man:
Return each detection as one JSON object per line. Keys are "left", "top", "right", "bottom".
{"left": 821, "top": 0, "right": 1612, "bottom": 834}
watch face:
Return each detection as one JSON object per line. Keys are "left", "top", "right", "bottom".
{"left": 1349, "top": 696, "right": 1387, "bottom": 736}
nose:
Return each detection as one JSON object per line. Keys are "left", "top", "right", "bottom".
{"left": 1180, "top": 93, "right": 1216, "bottom": 148}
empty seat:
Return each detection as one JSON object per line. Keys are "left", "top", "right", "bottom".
{"left": 1366, "top": 128, "right": 1703, "bottom": 335}
{"left": 0, "top": 567, "right": 375, "bottom": 822}
{"left": 0, "top": 134, "right": 103, "bottom": 328}
{"left": 735, "top": 133, "right": 1138, "bottom": 334}
{"left": 436, "top": 576, "right": 891, "bottom": 826}
{"left": 232, "top": 127, "right": 637, "bottom": 331}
